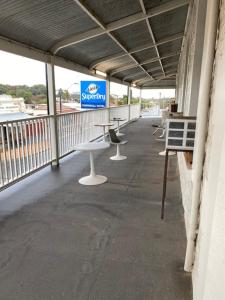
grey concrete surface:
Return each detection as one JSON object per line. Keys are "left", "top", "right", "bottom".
{"left": 0, "top": 118, "right": 192, "bottom": 300}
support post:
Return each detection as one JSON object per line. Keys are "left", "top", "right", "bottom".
{"left": 106, "top": 78, "right": 110, "bottom": 122}
{"left": 46, "top": 58, "right": 59, "bottom": 167}
{"left": 139, "top": 88, "right": 142, "bottom": 117}
{"left": 127, "top": 84, "right": 131, "bottom": 121}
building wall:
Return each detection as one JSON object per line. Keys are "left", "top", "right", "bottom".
{"left": 176, "top": 0, "right": 206, "bottom": 235}
{"left": 192, "top": 0, "right": 225, "bottom": 299}
{"left": 177, "top": 153, "right": 192, "bottom": 235}
{"left": 177, "top": 0, "right": 225, "bottom": 298}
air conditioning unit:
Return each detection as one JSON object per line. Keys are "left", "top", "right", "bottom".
{"left": 165, "top": 117, "right": 196, "bottom": 151}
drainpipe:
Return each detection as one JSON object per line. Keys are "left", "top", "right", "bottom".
{"left": 184, "top": 0, "right": 220, "bottom": 272}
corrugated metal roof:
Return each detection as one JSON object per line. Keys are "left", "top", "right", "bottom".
{"left": 0, "top": 0, "right": 190, "bottom": 88}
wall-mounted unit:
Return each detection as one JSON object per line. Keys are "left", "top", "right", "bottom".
{"left": 165, "top": 117, "right": 196, "bottom": 151}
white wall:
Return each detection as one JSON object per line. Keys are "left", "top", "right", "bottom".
{"left": 177, "top": 0, "right": 225, "bottom": 298}
{"left": 177, "top": 153, "right": 193, "bottom": 235}
{"left": 176, "top": 0, "right": 207, "bottom": 235}
{"left": 192, "top": 0, "right": 225, "bottom": 298}
{"left": 177, "top": 0, "right": 206, "bottom": 116}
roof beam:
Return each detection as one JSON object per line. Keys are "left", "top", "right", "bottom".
{"left": 147, "top": 61, "right": 178, "bottom": 73}
{"left": 110, "top": 64, "right": 139, "bottom": 76}
{"left": 51, "top": 0, "right": 189, "bottom": 54}
{"left": 139, "top": 0, "right": 165, "bottom": 76}
{"left": 123, "top": 71, "right": 147, "bottom": 81}
{"left": 141, "top": 51, "right": 181, "bottom": 65}
{"left": 71, "top": 0, "right": 153, "bottom": 80}
{"left": 110, "top": 51, "right": 180, "bottom": 75}
{"left": 89, "top": 32, "right": 183, "bottom": 70}
{"left": 135, "top": 72, "right": 177, "bottom": 85}
{"left": 140, "top": 79, "right": 176, "bottom": 88}
{"left": 123, "top": 61, "right": 178, "bottom": 81}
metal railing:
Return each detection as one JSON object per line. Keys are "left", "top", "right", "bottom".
{"left": 130, "top": 104, "right": 141, "bottom": 120}
{"left": 0, "top": 104, "right": 140, "bottom": 190}
{"left": 110, "top": 105, "right": 129, "bottom": 126}
{"left": 141, "top": 105, "right": 162, "bottom": 117}
{"left": 0, "top": 116, "right": 52, "bottom": 188}
{"left": 57, "top": 108, "right": 108, "bottom": 157}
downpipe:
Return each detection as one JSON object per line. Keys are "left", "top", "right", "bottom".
{"left": 184, "top": 0, "right": 220, "bottom": 272}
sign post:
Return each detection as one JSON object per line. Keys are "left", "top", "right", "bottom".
{"left": 80, "top": 81, "right": 107, "bottom": 109}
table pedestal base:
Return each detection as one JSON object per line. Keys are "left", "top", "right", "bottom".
{"left": 116, "top": 132, "right": 124, "bottom": 137}
{"left": 159, "top": 150, "right": 176, "bottom": 156}
{"left": 79, "top": 175, "right": 107, "bottom": 185}
{"left": 110, "top": 154, "right": 127, "bottom": 160}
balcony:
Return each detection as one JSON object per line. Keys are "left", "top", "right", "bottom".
{"left": 0, "top": 115, "right": 191, "bottom": 300}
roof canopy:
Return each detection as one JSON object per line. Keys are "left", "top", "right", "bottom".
{"left": 0, "top": 0, "right": 189, "bottom": 88}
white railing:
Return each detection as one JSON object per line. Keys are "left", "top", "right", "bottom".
{"left": 141, "top": 105, "right": 162, "bottom": 117}
{"left": 57, "top": 109, "right": 108, "bottom": 157}
{"left": 110, "top": 105, "right": 129, "bottom": 127}
{"left": 130, "top": 104, "right": 141, "bottom": 120}
{"left": 0, "top": 116, "right": 52, "bottom": 188}
{"left": 0, "top": 104, "right": 140, "bottom": 189}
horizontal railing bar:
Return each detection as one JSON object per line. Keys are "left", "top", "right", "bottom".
{"left": 0, "top": 104, "right": 139, "bottom": 125}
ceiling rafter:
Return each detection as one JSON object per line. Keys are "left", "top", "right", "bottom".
{"left": 110, "top": 51, "right": 180, "bottom": 76}
{"left": 139, "top": 0, "right": 165, "bottom": 77}
{"left": 50, "top": 0, "right": 189, "bottom": 54}
{"left": 89, "top": 32, "right": 183, "bottom": 70}
{"left": 72, "top": 0, "right": 153, "bottom": 80}
{"left": 141, "top": 79, "right": 176, "bottom": 88}
{"left": 135, "top": 72, "right": 177, "bottom": 85}
{"left": 123, "top": 61, "right": 178, "bottom": 81}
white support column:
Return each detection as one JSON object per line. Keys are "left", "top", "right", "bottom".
{"left": 127, "top": 84, "right": 131, "bottom": 121}
{"left": 188, "top": 0, "right": 207, "bottom": 116}
{"left": 139, "top": 88, "right": 142, "bottom": 104}
{"left": 106, "top": 78, "right": 110, "bottom": 122}
{"left": 46, "top": 58, "right": 59, "bottom": 166}
{"left": 139, "top": 88, "right": 142, "bottom": 116}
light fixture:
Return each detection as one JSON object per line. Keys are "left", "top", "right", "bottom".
{"left": 95, "top": 69, "right": 107, "bottom": 77}
{"left": 132, "top": 83, "right": 137, "bottom": 87}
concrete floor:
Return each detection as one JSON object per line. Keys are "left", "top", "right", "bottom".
{"left": 0, "top": 118, "right": 192, "bottom": 300}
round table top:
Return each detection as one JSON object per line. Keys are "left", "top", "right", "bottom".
{"left": 94, "top": 123, "right": 114, "bottom": 127}
{"left": 75, "top": 142, "right": 110, "bottom": 151}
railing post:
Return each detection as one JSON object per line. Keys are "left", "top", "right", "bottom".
{"left": 127, "top": 84, "right": 131, "bottom": 121}
{"left": 46, "top": 58, "right": 59, "bottom": 167}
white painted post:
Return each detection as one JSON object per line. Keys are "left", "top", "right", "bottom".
{"left": 139, "top": 88, "right": 142, "bottom": 116}
{"left": 188, "top": 0, "right": 207, "bottom": 116}
{"left": 46, "top": 58, "right": 59, "bottom": 166}
{"left": 106, "top": 78, "right": 110, "bottom": 122}
{"left": 127, "top": 84, "right": 131, "bottom": 121}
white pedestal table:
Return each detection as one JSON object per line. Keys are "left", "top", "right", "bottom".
{"left": 94, "top": 123, "right": 114, "bottom": 142}
{"left": 111, "top": 118, "right": 126, "bottom": 137}
{"left": 75, "top": 142, "right": 110, "bottom": 185}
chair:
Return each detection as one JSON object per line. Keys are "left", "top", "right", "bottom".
{"left": 108, "top": 129, "right": 127, "bottom": 160}
{"left": 152, "top": 108, "right": 169, "bottom": 139}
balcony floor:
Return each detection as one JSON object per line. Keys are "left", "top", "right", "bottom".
{"left": 0, "top": 118, "right": 192, "bottom": 300}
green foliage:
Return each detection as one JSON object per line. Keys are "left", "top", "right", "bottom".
{"left": 0, "top": 83, "right": 47, "bottom": 104}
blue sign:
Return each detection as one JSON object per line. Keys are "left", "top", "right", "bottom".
{"left": 80, "top": 81, "right": 107, "bottom": 109}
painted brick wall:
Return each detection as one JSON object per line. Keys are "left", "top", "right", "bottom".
{"left": 176, "top": 0, "right": 199, "bottom": 236}
{"left": 177, "top": 153, "right": 193, "bottom": 235}
{"left": 192, "top": 0, "right": 225, "bottom": 299}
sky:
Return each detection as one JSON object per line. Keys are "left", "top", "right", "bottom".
{"left": 0, "top": 50, "right": 175, "bottom": 99}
